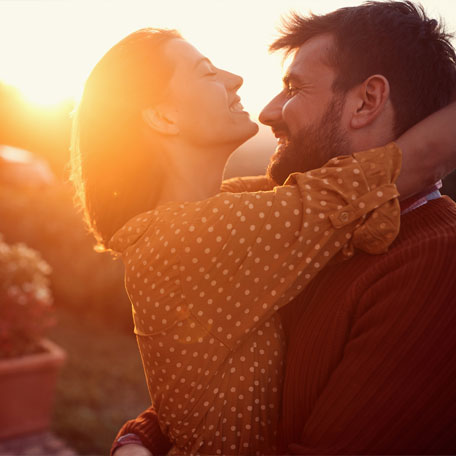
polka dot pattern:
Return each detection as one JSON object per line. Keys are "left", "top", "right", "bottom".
{"left": 108, "top": 143, "right": 402, "bottom": 454}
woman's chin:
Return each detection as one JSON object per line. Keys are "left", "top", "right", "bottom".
{"left": 235, "top": 124, "right": 259, "bottom": 149}
{"left": 243, "top": 119, "right": 260, "bottom": 141}
{"left": 220, "top": 120, "right": 259, "bottom": 152}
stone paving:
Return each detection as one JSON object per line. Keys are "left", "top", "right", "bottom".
{"left": 0, "top": 432, "right": 79, "bottom": 456}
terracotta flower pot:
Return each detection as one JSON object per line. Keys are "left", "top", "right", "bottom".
{"left": 0, "top": 338, "right": 66, "bottom": 440}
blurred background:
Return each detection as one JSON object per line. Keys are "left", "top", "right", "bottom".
{"left": 0, "top": 0, "right": 455, "bottom": 454}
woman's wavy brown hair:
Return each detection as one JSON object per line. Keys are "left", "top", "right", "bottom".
{"left": 71, "top": 28, "right": 181, "bottom": 251}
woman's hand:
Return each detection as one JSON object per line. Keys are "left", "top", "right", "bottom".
{"left": 113, "top": 443, "right": 153, "bottom": 456}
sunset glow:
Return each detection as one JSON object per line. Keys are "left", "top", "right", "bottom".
{"left": 1, "top": 0, "right": 455, "bottom": 114}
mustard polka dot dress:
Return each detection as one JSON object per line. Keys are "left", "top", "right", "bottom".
{"left": 109, "top": 143, "right": 401, "bottom": 455}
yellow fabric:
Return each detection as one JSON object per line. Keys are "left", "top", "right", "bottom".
{"left": 109, "top": 142, "right": 401, "bottom": 455}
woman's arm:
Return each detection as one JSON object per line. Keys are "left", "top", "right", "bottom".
{"left": 395, "top": 100, "right": 456, "bottom": 198}
{"left": 220, "top": 102, "right": 456, "bottom": 200}
{"left": 163, "top": 145, "right": 402, "bottom": 350}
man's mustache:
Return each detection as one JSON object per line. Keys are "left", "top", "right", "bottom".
{"left": 271, "top": 126, "right": 291, "bottom": 139}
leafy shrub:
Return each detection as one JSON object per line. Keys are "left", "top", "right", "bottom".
{"left": 0, "top": 235, "right": 54, "bottom": 358}
{"left": 0, "top": 181, "right": 132, "bottom": 332}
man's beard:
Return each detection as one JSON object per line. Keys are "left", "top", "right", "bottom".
{"left": 267, "top": 96, "right": 351, "bottom": 185}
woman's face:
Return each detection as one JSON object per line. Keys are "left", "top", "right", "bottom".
{"left": 162, "top": 39, "right": 258, "bottom": 149}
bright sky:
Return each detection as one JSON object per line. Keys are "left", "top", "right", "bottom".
{"left": 1, "top": 0, "right": 455, "bottom": 118}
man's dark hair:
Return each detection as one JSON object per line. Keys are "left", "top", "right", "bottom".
{"left": 271, "top": 1, "right": 456, "bottom": 136}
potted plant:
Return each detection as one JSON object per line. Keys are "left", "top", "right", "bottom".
{"left": 0, "top": 234, "right": 65, "bottom": 440}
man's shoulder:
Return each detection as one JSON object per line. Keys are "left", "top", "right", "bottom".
{"left": 309, "top": 196, "right": 456, "bottom": 292}
{"left": 398, "top": 195, "right": 456, "bottom": 243}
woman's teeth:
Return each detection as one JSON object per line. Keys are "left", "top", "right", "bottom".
{"left": 230, "top": 102, "right": 244, "bottom": 112}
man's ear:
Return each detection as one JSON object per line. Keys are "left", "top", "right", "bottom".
{"left": 350, "top": 75, "right": 390, "bottom": 129}
{"left": 142, "top": 105, "right": 179, "bottom": 136}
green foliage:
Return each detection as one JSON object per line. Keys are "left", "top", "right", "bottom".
{"left": 0, "top": 235, "right": 54, "bottom": 358}
{"left": 0, "top": 182, "right": 132, "bottom": 332}
{"left": 0, "top": 179, "right": 150, "bottom": 453}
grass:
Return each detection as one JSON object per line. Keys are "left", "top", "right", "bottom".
{"left": 49, "top": 307, "right": 151, "bottom": 455}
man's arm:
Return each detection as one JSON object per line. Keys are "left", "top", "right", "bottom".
{"left": 112, "top": 443, "right": 152, "bottom": 456}
{"left": 110, "top": 406, "right": 171, "bottom": 456}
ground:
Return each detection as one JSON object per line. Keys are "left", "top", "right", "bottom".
{"left": 49, "top": 307, "right": 151, "bottom": 455}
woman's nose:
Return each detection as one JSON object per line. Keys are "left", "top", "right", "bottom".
{"left": 222, "top": 70, "right": 243, "bottom": 91}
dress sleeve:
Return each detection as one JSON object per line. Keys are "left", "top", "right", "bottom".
{"left": 162, "top": 143, "right": 401, "bottom": 349}
{"left": 220, "top": 175, "right": 276, "bottom": 193}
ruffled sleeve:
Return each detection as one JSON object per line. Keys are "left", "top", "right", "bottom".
{"left": 127, "top": 143, "right": 401, "bottom": 347}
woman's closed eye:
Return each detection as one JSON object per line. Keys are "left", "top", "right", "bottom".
{"left": 202, "top": 63, "right": 218, "bottom": 78}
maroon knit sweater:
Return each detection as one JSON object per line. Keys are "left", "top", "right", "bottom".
{"left": 113, "top": 196, "right": 456, "bottom": 455}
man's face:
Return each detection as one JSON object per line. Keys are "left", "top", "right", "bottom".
{"left": 259, "top": 34, "right": 351, "bottom": 184}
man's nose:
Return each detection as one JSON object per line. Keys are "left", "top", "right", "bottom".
{"left": 259, "top": 93, "right": 284, "bottom": 126}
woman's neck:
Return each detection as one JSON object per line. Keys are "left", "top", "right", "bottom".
{"left": 157, "top": 142, "right": 233, "bottom": 206}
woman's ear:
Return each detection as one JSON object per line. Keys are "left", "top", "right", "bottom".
{"left": 350, "top": 75, "right": 391, "bottom": 129}
{"left": 142, "top": 105, "right": 179, "bottom": 136}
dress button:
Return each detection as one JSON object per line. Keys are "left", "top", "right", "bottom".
{"left": 339, "top": 211, "right": 349, "bottom": 223}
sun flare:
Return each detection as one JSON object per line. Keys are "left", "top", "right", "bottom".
{"left": 0, "top": 0, "right": 455, "bottom": 112}
{"left": 3, "top": 76, "right": 75, "bottom": 107}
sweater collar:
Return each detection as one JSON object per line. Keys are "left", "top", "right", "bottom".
{"left": 400, "top": 181, "right": 442, "bottom": 215}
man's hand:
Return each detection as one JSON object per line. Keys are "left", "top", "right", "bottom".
{"left": 113, "top": 444, "right": 153, "bottom": 456}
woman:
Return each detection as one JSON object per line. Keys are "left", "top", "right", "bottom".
{"left": 71, "top": 28, "right": 454, "bottom": 455}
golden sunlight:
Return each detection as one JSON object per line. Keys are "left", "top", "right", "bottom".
{"left": 0, "top": 0, "right": 455, "bottom": 113}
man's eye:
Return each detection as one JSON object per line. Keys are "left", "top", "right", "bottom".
{"left": 285, "top": 85, "right": 300, "bottom": 98}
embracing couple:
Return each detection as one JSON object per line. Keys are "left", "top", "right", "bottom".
{"left": 71, "top": 1, "right": 456, "bottom": 455}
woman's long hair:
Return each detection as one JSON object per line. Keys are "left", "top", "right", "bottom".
{"left": 71, "top": 28, "right": 181, "bottom": 250}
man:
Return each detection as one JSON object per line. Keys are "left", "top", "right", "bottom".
{"left": 112, "top": 2, "right": 456, "bottom": 454}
